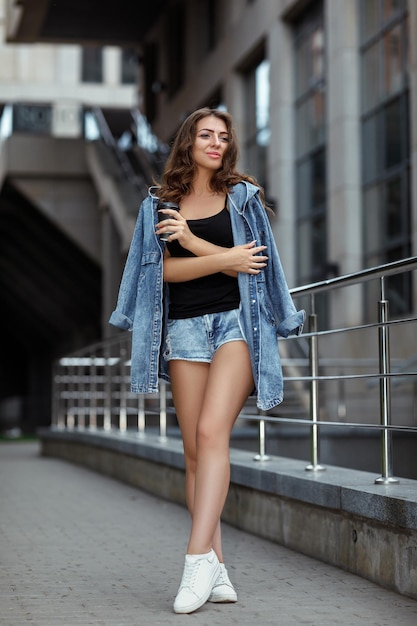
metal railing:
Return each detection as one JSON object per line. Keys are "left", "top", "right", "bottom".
{"left": 52, "top": 256, "right": 417, "bottom": 485}
{"left": 84, "top": 106, "right": 168, "bottom": 209}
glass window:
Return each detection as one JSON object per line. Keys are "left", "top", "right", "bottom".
{"left": 385, "top": 176, "right": 402, "bottom": 239}
{"left": 256, "top": 60, "right": 270, "bottom": 138}
{"left": 362, "top": 43, "right": 380, "bottom": 112}
{"left": 243, "top": 58, "right": 270, "bottom": 193}
{"left": 383, "top": 96, "right": 402, "bottom": 169}
{"left": 297, "top": 160, "right": 312, "bottom": 218}
{"left": 13, "top": 104, "right": 52, "bottom": 134}
{"left": 294, "top": 1, "right": 327, "bottom": 290}
{"left": 405, "top": 14, "right": 410, "bottom": 69}
{"left": 311, "top": 150, "right": 326, "bottom": 210}
{"left": 360, "top": 0, "right": 411, "bottom": 316}
{"left": 298, "top": 219, "right": 312, "bottom": 284}
{"left": 121, "top": 48, "right": 138, "bottom": 85}
{"left": 382, "top": 24, "right": 403, "bottom": 98}
{"left": 362, "top": 113, "right": 381, "bottom": 183}
{"left": 295, "top": 37, "right": 310, "bottom": 97}
{"left": 311, "top": 215, "right": 327, "bottom": 270}
{"left": 362, "top": 0, "right": 379, "bottom": 40}
{"left": 297, "top": 214, "right": 327, "bottom": 284}
{"left": 296, "top": 90, "right": 325, "bottom": 158}
{"left": 81, "top": 47, "right": 103, "bottom": 83}
{"left": 311, "top": 27, "right": 325, "bottom": 81}
{"left": 297, "top": 150, "right": 326, "bottom": 215}
{"left": 363, "top": 185, "right": 381, "bottom": 253}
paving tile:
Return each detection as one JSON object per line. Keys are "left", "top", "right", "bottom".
{"left": 1, "top": 442, "right": 417, "bottom": 626}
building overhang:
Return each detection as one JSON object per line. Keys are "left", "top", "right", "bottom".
{"left": 6, "top": 0, "right": 168, "bottom": 46}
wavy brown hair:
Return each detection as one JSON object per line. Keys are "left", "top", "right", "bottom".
{"left": 157, "top": 108, "right": 267, "bottom": 207}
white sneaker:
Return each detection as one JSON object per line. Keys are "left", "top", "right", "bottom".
{"left": 208, "top": 563, "right": 238, "bottom": 603}
{"left": 173, "top": 549, "right": 220, "bottom": 614}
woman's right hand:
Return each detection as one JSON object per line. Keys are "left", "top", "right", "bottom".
{"left": 226, "top": 241, "right": 268, "bottom": 274}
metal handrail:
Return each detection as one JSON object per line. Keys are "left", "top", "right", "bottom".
{"left": 288, "top": 257, "right": 417, "bottom": 484}
{"left": 90, "top": 107, "right": 144, "bottom": 192}
{"left": 290, "top": 255, "right": 417, "bottom": 297}
{"left": 51, "top": 256, "right": 417, "bottom": 485}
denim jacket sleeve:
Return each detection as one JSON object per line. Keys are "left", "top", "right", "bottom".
{"left": 108, "top": 193, "right": 167, "bottom": 393}
{"left": 109, "top": 195, "right": 152, "bottom": 330}
{"left": 252, "top": 193, "right": 305, "bottom": 337}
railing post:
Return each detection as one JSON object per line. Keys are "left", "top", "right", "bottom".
{"left": 89, "top": 355, "right": 97, "bottom": 429}
{"left": 103, "top": 348, "right": 112, "bottom": 431}
{"left": 137, "top": 395, "right": 145, "bottom": 437}
{"left": 375, "top": 277, "right": 399, "bottom": 484}
{"left": 306, "top": 305, "right": 325, "bottom": 472}
{"left": 337, "top": 373, "right": 347, "bottom": 420}
{"left": 67, "top": 361, "right": 75, "bottom": 429}
{"left": 52, "top": 362, "right": 63, "bottom": 429}
{"left": 159, "top": 381, "right": 167, "bottom": 441}
{"left": 78, "top": 359, "right": 85, "bottom": 429}
{"left": 119, "top": 345, "right": 127, "bottom": 433}
{"left": 253, "top": 413, "right": 270, "bottom": 461}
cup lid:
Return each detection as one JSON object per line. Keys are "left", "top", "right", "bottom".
{"left": 158, "top": 201, "right": 179, "bottom": 209}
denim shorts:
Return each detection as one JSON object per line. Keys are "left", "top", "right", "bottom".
{"left": 163, "top": 308, "right": 247, "bottom": 363}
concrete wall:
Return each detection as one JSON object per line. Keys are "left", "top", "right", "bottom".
{"left": 2, "top": 134, "right": 101, "bottom": 263}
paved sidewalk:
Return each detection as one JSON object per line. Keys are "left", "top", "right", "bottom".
{"left": 1, "top": 442, "right": 417, "bottom": 626}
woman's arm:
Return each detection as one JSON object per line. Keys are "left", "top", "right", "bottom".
{"left": 178, "top": 233, "right": 239, "bottom": 277}
{"left": 163, "top": 241, "right": 268, "bottom": 283}
{"left": 157, "top": 207, "right": 267, "bottom": 281}
{"left": 157, "top": 208, "right": 238, "bottom": 275}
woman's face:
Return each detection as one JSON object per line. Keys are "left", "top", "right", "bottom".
{"left": 192, "top": 115, "right": 229, "bottom": 172}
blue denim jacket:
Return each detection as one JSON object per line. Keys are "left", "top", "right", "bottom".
{"left": 109, "top": 181, "right": 305, "bottom": 409}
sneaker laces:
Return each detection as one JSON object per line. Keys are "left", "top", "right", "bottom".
{"left": 214, "top": 565, "right": 230, "bottom": 587}
{"left": 180, "top": 560, "right": 201, "bottom": 591}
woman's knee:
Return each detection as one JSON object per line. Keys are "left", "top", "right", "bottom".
{"left": 196, "top": 420, "right": 228, "bottom": 452}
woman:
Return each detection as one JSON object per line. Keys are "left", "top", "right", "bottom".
{"left": 109, "top": 108, "right": 304, "bottom": 614}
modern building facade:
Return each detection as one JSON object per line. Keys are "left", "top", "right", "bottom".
{"left": 1, "top": 0, "right": 416, "bottom": 433}
{"left": 138, "top": 0, "right": 416, "bottom": 324}
{"left": 119, "top": 0, "right": 417, "bottom": 430}
{"left": 139, "top": 0, "right": 417, "bottom": 432}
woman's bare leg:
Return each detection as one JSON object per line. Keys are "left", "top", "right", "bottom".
{"left": 188, "top": 341, "right": 253, "bottom": 554}
{"left": 170, "top": 360, "right": 224, "bottom": 558}
{"left": 169, "top": 360, "right": 207, "bottom": 511}
{"left": 170, "top": 340, "right": 254, "bottom": 556}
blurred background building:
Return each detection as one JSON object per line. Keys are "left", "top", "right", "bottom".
{"left": 0, "top": 0, "right": 416, "bottom": 434}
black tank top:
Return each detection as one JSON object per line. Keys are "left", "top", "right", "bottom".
{"left": 166, "top": 207, "right": 240, "bottom": 319}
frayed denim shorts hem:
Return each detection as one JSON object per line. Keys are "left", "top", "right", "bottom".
{"left": 163, "top": 308, "right": 246, "bottom": 363}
